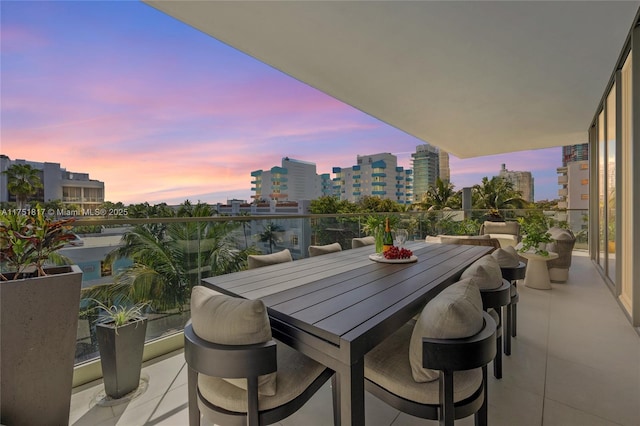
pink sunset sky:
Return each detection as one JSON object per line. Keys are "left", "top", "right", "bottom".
{"left": 1, "top": 1, "right": 564, "bottom": 205}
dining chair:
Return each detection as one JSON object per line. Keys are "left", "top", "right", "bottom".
{"left": 247, "top": 249, "right": 292, "bottom": 269}
{"left": 460, "top": 255, "right": 511, "bottom": 380}
{"left": 308, "top": 242, "right": 342, "bottom": 257}
{"left": 492, "top": 246, "right": 526, "bottom": 355}
{"left": 185, "top": 286, "right": 336, "bottom": 426}
{"left": 365, "top": 279, "right": 497, "bottom": 426}
{"left": 351, "top": 236, "right": 376, "bottom": 249}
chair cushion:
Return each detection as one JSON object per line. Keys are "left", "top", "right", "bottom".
{"left": 198, "top": 342, "right": 327, "bottom": 412}
{"left": 365, "top": 323, "right": 482, "bottom": 404}
{"left": 308, "top": 242, "right": 342, "bottom": 257}
{"left": 409, "top": 279, "right": 484, "bottom": 382}
{"left": 492, "top": 246, "right": 520, "bottom": 268}
{"left": 247, "top": 249, "right": 292, "bottom": 269}
{"left": 460, "top": 255, "right": 503, "bottom": 289}
{"left": 352, "top": 236, "right": 376, "bottom": 249}
{"left": 190, "top": 287, "right": 276, "bottom": 395}
{"left": 482, "top": 221, "right": 519, "bottom": 236}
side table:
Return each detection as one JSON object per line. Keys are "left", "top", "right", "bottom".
{"left": 519, "top": 251, "right": 559, "bottom": 290}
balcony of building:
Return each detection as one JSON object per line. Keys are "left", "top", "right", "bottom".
{"left": 69, "top": 251, "right": 640, "bottom": 426}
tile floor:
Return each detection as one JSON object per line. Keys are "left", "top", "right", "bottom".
{"left": 70, "top": 253, "right": 640, "bottom": 425}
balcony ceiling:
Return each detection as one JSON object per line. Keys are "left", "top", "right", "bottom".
{"left": 144, "top": 1, "right": 639, "bottom": 158}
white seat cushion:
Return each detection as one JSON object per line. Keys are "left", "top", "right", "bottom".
{"left": 409, "top": 279, "right": 484, "bottom": 382}
{"left": 460, "top": 255, "right": 503, "bottom": 289}
{"left": 190, "top": 287, "right": 276, "bottom": 395}
{"left": 198, "top": 342, "right": 327, "bottom": 412}
{"left": 365, "top": 323, "right": 482, "bottom": 404}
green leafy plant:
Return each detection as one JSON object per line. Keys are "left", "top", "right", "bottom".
{"left": 517, "top": 213, "right": 553, "bottom": 256}
{"left": 0, "top": 208, "right": 75, "bottom": 280}
{"left": 92, "top": 299, "right": 148, "bottom": 331}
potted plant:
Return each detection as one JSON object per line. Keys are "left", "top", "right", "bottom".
{"left": 517, "top": 214, "right": 553, "bottom": 256}
{"left": 0, "top": 209, "right": 83, "bottom": 426}
{"left": 93, "top": 300, "right": 149, "bottom": 399}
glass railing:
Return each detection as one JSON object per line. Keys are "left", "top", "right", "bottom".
{"left": 67, "top": 208, "right": 589, "bottom": 366}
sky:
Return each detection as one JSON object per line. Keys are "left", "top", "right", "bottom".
{"left": 1, "top": 1, "right": 565, "bottom": 205}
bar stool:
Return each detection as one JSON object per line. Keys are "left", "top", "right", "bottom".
{"left": 500, "top": 262, "right": 526, "bottom": 355}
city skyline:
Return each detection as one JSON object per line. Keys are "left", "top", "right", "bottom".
{"left": 1, "top": 1, "right": 564, "bottom": 206}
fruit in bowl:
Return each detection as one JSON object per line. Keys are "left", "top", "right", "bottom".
{"left": 383, "top": 246, "right": 413, "bottom": 259}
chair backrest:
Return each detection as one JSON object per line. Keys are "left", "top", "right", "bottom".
{"left": 422, "top": 311, "right": 497, "bottom": 372}
{"left": 352, "top": 236, "right": 376, "bottom": 249}
{"left": 479, "top": 221, "right": 520, "bottom": 238}
{"left": 308, "top": 242, "right": 342, "bottom": 257}
{"left": 478, "top": 279, "right": 511, "bottom": 309}
{"left": 442, "top": 236, "right": 501, "bottom": 252}
{"left": 184, "top": 321, "right": 277, "bottom": 380}
{"left": 546, "top": 227, "right": 576, "bottom": 269}
{"left": 500, "top": 262, "right": 526, "bottom": 281}
{"left": 247, "top": 249, "right": 293, "bottom": 269}
{"left": 186, "top": 287, "right": 336, "bottom": 426}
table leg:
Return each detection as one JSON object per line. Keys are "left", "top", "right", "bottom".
{"left": 333, "top": 359, "right": 365, "bottom": 426}
{"left": 524, "top": 258, "right": 552, "bottom": 290}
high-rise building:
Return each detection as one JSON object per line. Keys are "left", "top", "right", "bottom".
{"left": 562, "top": 143, "right": 589, "bottom": 166}
{"left": 439, "top": 149, "right": 450, "bottom": 183}
{"left": 332, "top": 152, "right": 412, "bottom": 204}
{"left": 557, "top": 144, "right": 589, "bottom": 235}
{"left": 412, "top": 144, "right": 440, "bottom": 201}
{"left": 0, "top": 155, "right": 105, "bottom": 210}
{"left": 250, "top": 157, "right": 328, "bottom": 202}
{"left": 498, "top": 163, "right": 534, "bottom": 202}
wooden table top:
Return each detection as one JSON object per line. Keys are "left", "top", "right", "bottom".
{"left": 202, "top": 241, "right": 491, "bottom": 351}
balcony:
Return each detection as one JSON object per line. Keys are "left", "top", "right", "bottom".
{"left": 70, "top": 253, "right": 640, "bottom": 425}
{"left": 558, "top": 176, "right": 568, "bottom": 185}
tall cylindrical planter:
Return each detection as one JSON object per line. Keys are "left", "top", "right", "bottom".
{"left": 96, "top": 318, "right": 148, "bottom": 399}
{"left": 0, "top": 265, "right": 83, "bottom": 426}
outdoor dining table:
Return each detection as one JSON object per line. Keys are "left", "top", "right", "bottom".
{"left": 201, "top": 240, "right": 492, "bottom": 425}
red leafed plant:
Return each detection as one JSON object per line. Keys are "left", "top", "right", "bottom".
{"left": 0, "top": 208, "right": 76, "bottom": 280}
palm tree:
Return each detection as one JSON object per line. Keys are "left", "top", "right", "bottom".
{"left": 87, "top": 206, "right": 258, "bottom": 311}
{"left": 259, "top": 223, "right": 284, "bottom": 254}
{"left": 2, "top": 164, "right": 43, "bottom": 209}
{"left": 472, "top": 176, "right": 526, "bottom": 212}
{"left": 420, "top": 178, "right": 461, "bottom": 210}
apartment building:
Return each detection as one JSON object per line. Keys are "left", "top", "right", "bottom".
{"left": 498, "top": 163, "right": 535, "bottom": 202}
{"left": 439, "top": 149, "right": 450, "bottom": 183}
{"left": 250, "top": 157, "right": 330, "bottom": 202}
{"left": 411, "top": 144, "right": 440, "bottom": 201}
{"left": 0, "top": 155, "right": 105, "bottom": 210}
{"left": 332, "top": 152, "right": 412, "bottom": 204}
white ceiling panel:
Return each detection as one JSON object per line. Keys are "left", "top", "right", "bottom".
{"left": 144, "top": 0, "right": 639, "bottom": 158}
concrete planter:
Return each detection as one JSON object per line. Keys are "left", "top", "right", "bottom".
{"left": 96, "top": 317, "right": 148, "bottom": 399}
{"left": 0, "top": 265, "right": 83, "bottom": 426}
